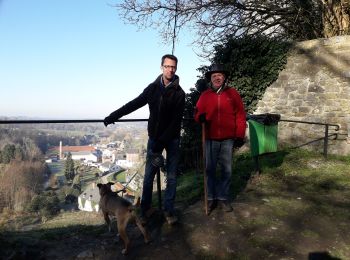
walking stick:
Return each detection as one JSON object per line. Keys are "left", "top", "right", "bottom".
{"left": 201, "top": 122, "right": 208, "bottom": 215}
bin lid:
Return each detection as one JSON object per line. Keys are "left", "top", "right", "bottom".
{"left": 247, "top": 113, "right": 281, "bottom": 125}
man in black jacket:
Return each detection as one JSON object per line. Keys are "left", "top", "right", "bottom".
{"left": 104, "top": 54, "right": 185, "bottom": 225}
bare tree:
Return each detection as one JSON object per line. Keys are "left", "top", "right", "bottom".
{"left": 0, "top": 161, "right": 46, "bottom": 211}
{"left": 322, "top": 0, "right": 350, "bottom": 37}
{"left": 22, "top": 137, "right": 42, "bottom": 161}
{"left": 115, "top": 0, "right": 349, "bottom": 51}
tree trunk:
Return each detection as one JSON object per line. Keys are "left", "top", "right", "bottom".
{"left": 323, "top": 0, "right": 350, "bottom": 37}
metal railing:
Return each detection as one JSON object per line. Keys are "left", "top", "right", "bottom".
{"left": 0, "top": 117, "right": 341, "bottom": 160}
{"left": 0, "top": 119, "right": 146, "bottom": 124}
{"left": 279, "top": 118, "right": 339, "bottom": 158}
{"left": 0, "top": 117, "right": 341, "bottom": 204}
{"left": 250, "top": 118, "right": 340, "bottom": 175}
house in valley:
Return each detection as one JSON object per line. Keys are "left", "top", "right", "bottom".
{"left": 78, "top": 183, "right": 100, "bottom": 212}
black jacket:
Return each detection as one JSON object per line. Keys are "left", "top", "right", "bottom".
{"left": 107, "top": 74, "right": 185, "bottom": 152}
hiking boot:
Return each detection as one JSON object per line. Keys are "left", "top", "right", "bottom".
{"left": 208, "top": 200, "right": 217, "bottom": 211}
{"left": 220, "top": 200, "right": 233, "bottom": 212}
{"left": 164, "top": 212, "right": 178, "bottom": 225}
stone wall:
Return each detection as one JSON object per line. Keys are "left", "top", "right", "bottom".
{"left": 254, "top": 35, "right": 350, "bottom": 155}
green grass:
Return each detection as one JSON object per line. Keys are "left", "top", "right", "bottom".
{"left": 232, "top": 148, "right": 350, "bottom": 259}
{"left": 150, "top": 169, "right": 204, "bottom": 208}
{"left": 47, "top": 161, "right": 102, "bottom": 190}
{"left": 47, "top": 161, "right": 65, "bottom": 175}
{"left": 151, "top": 148, "right": 350, "bottom": 215}
{"left": 176, "top": 170, "right": 203, "bottom": 205}
{"left": 79, "top": 166, "right": 101, "bottom": 190}
{"left": 109, "top": 171, "right": 126, "bottom": 182}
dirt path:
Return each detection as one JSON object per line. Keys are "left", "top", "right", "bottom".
{"left": 41, "top": 193, "right": 348, "bottom": 259}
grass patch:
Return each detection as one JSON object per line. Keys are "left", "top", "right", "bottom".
{"left": 176, "top": 170, "right": 203, "bottom": 205}
{"left": 301, "top": 229, "right": 319, "bottom": 239}
{"left": 243, "top": 215, "right": 276, "bottom": 229}
{"left": 114, "top": 171, "right": 126, "bottom": 182}
{"left": 267, "top": 197, "right": 309, "bottom": 217}
{"left": 247, "top": 235, "right": 293, "bottom": 254}
{"left": 150, "top": 170, "right": 204, "bottom": 208}
{"left": 231, "top": 148, "right": 350, "bottom": 259}
{"left": 0, "top": 211, "right": 41, "bottom": 231}
{"left": 47, "top": 161, "right": 65, "bottom": 175}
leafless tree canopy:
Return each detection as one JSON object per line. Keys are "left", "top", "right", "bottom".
{"left": 115, "top": 0, "right": 349, "bottom": 50}
{"left": 0, "top": 161, "right": 46, "bottom": 211}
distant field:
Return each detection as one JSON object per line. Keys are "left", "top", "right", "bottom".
{"left": 47, "top": 161, "right": 65, "bottom": 176}
{"left": 46, "top": 160, "right": 125, "bottom": 190}
{"left": 110, "top": 171, "right": 126, "bottom": 182}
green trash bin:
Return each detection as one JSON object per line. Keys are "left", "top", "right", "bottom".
{"left": 248, "top": 113, "right": 281, "bottom": 157}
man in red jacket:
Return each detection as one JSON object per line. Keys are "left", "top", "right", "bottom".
{"left": 194, "top": 64, "right": 246, "bottom": 212}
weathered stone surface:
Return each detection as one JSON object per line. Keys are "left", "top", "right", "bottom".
{"left": 254, "top": 35, "right": 350, "bottom": 155}
{"left": 308, "top": 84, "right": 325, "bottom": 93}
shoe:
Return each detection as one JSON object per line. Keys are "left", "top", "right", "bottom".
{"left": 220, "top": 200, "right": 233, "bottom": 212}
{"left": 164, "top": 212, "right": 178, "bottom": 225}
{"left": 208, "top": 200, "right": 217, "bottom": 211}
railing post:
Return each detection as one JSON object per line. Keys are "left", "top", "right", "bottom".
{"left": 253, "top": 155, "right": 260, "bottom": 175}
{"left": 324, "top": 124, "right": 329, "bottom": 159}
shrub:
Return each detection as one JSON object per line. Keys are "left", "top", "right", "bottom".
{"left": 56, "top": 186, "right": 80, "bottom": 204}
{"left": 27, "top": 191, "right": 60, "bottom": 218}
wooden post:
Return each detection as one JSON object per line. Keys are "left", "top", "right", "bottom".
{"left": 202, "top": 123, "right": 208, "bottom": 215}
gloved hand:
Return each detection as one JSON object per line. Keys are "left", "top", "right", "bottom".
{"left": 199, "top": 113, "right": 206, "bottom": 123}
{"left": 149, "top": 152, "right": 165, "bottom": 168}
{"left": 103, "top": 116, "right": 114, "bottom": 127}
{"left": 233, "top": 138, "right": 245, "bottom": 149}
{"left": 111, "top": 185, "right": 126, "bottom": 193}
{"left": 116, "top": 188, "right": 126, "bottom": 194}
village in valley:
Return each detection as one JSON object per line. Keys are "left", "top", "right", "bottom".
{"left": 43, "top": 122, "right": 153, "bottom": 213}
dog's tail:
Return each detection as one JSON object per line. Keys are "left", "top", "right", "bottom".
{"left": 128, "top": 197, "right": 141, "bottom": 212}
{"left": 133, "top": 197, "right": 141, "bottom": 207}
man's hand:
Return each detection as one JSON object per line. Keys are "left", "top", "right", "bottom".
{"left": 116, "top": 188, "right": 126, "bottom": 194}
{"left": 199, "top": 113, "right": 206, "bottom": 123}
{"left": 103, "top": 116, "right": 114, "bottom": 127}
{"left": 233, "top": 138, "right": 245, "bottom": 149}
{"left": 149, "top": 152, "right": 165, "bottom": 168}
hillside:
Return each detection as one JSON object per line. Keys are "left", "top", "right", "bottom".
{"left": 0, "top": 148, "right": 349, "bottom": 259}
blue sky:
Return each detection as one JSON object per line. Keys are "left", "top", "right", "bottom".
{"left": 0, "top": 0, "right": 207, "bottom": 119}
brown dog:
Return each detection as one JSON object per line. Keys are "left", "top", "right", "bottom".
{"left": 97, "top": 182, "right": 151, "bottom": 255}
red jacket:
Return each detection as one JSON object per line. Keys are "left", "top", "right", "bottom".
{"left": 194, "top": 87, "right": 246, "bottom": 140}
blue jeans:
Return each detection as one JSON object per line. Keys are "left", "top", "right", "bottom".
{"left": 206, "top": 139, "right": 233, "bottom": 201}
{"left": 141, "top": 138, "right": 180, "bottom": 215}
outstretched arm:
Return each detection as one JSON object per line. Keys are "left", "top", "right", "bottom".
{"left": 104, "top": 87, "right": 149, "bottom": 126}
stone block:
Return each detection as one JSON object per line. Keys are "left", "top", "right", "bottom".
{"left": 299, "top": 107, "right": 311, "bottom": 113}
{"left": 308, "top": 84, "right": 325, "bottom": 93}
{"left": 289, "top": 100, "right": 303, "bottom": 106}
{"left": 342, "top": 71, "right": 350, "bottom": 78}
